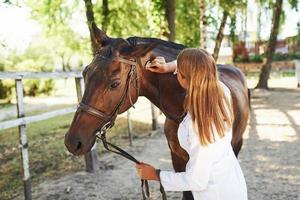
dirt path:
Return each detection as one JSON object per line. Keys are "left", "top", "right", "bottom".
{"left": 239, "top": 88, "right": 300, "bottom": 200}
{"left": 25, "top": 88, "right": 300, "bottom": 200}
{"left": 28, "top": 131, "right": 182, "bottom": 200}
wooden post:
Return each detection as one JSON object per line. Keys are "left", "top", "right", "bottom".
{"left": 75, "top": 77, "right": 98, "bottom": 172}
{"left": 151, "top": 103, "right": 158, "bottom": 130}
{"left": 15, "top": 78, "right": 32, "bottom": 200}
{"left": 127, "top": 110, "right": 133, "bottom": 146}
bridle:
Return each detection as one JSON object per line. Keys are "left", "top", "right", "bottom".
{"left": 77, "top": 56, "right": 138, "bottom": 136}
{"left": 76, "top": 55, "right": 167, "bottom": 200}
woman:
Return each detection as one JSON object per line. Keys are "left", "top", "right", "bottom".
{"left": 136, "top": 48, "right": 247, "bottom": 200}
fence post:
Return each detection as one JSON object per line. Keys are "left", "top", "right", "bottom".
{"left": 15, "top": 78, "right": 32, "bottom": 200}
{"left": 150, "top": 103, "right": 158, "bottom": 130}
{"left": 127, "top": 110, "right": 133, "bottom": 146}
{"left": 75, "top": 77, "right": 98, "bottom": 173}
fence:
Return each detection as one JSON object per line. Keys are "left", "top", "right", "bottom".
{"left": 0, "top": 71, "right": 159, "bottom": 200}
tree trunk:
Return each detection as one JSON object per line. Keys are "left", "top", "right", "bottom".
{"left": 102, "top": 0, "right": 109, "bottom": 31}
{"left": 83, "top": 0, "right": 97, "bottom": 54}
{"left": 256, "top": 1, "right": 262, "bottom": 42}
{"left": 213, "top": 11, "right": 228, "bottom": 62}
{"left": 199, "top": 0, "right": 207, "bottom": 49}
{"left": 255, "top": 0, "right": 283, "bottom": 89}
{"left": 165, "top": 0, "right": 176, "bottom": 42}
{"left": 244, "top": 0, "right": 248, "bottom": 42}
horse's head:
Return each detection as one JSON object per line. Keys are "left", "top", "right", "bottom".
{"left": 64, "top": 23, "right": 157, "bottom": 155}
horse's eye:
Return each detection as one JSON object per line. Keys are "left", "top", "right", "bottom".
{"left": 110, "top": 81, "right": 120, "bottom": 89}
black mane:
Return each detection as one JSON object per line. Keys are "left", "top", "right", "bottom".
{"left": 127, "top": 37, "right": 186, "bottom": 62}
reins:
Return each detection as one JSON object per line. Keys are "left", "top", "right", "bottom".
{"left": 77, "top": 55, "right": 167, "bottom": 200}
{"left": 96, "top": 131, "right": 167, "bottom": 200}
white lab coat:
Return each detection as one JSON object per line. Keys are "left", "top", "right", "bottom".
{"left": 159, "top": 83, "right": 248, "bottom": 200}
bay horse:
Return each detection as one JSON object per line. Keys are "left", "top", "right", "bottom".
{"left": 64, "top": 23, "right": 250, "bottom": 200}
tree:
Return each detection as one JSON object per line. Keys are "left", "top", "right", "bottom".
{"left": 255, "top": 0, "right": 283, "bottom": 88}
{"left": 213, "top": 10, "right": 229, "bottom": 60}
{"left": 27, "top": 0, "right": 90, "bottom": 71}
{"left": 165, "top": 0, "right": 176, "bottom": 41}
{"left": 199, "top": 0, "right": 207, "bottom": 48}
{"left": 102, "top": 0, "right": 109, "bottom": 31}
{"left": 212, "top": 0, "right": 245, "bottom": 61}
{"left": 256, "top": 0, "right": 263, "bottom": 41}
{"left": 176, "top": 0, "right": 200, "bottom": 46}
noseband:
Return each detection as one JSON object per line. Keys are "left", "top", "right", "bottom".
{"left": 76, "top": 56, "right": 139, "bottom": 136}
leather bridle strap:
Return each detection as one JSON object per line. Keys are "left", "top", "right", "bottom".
{"left": 77, "top": 56, "right": 137, "bottom": 133}
{"left": 77, "top": 103, "right": 110, "bottom": 121}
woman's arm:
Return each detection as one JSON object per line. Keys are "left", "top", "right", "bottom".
{"left": 136, "top": 138, "right": 217, "bottom": 192}
{"left": 158, "top": 142, "right": 215, "bottom": 192}
{"left": 146, "top": 57, "right": 177, "bottom": 73}
{"left": 136, "top": 145, "right": 214, "bottom": 191}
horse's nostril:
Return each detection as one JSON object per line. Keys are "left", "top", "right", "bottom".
{"left": 76, "top": 141, "right": 82, "bottom": 150}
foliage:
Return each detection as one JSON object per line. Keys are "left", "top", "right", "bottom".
{"left": 175, "top": 0, "right": 200, "bottom": 47}
{"left": 271, "top": 51, "right": 300, "bottom": 61}
{"left": 234, "top": 55, "right": 245, "bottom": 63}
{"left": 229, "top": 15, "right": 238, "bottom": 45}
{"left": 234, "top": 51, "right": 300, "bottom": 63}
{"left": 26, "top": 0, "right": 91, "bottom": 70}
{"left": 0, "top": 43, "right": 56, "bottom": 98}
{"left": 249, "top": 54, "right": 264, "bottom": 63}
{"left": 0, "top": 80, "right": 12, "bottom": 99}
{"left": 218, "top": 0, "right": 246, "bottom": 16}
{"left": 23, "top": 79, "right": 54, "bottom": 96}
{"left": 93, "top": 0, "right": 161, "bottom": 38}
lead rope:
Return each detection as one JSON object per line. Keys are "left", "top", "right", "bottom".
{"left": 96, "top": 132, "right": 167, "bottom": 200}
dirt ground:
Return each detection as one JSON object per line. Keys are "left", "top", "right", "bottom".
{"left": 18, "top": 87, "right": 300, "bottom": 200}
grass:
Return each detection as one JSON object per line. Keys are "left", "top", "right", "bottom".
{"left": 0, "top": 101, "right": 11, "bottom": 109}
{"left": 0, "top": 113, "right": 151, "bottom": 200}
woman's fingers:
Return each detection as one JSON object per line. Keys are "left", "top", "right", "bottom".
{"left": 135, "top": 163, "right": 158, "bottom": 180}
{"left": 146, "top": 67, "right": 158, "bottom": 72}
{"left": 149, "top": 60, "right": 159, "bottom": 66}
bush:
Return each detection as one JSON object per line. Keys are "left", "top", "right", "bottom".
{"left": 249, "top": 54, "right": 264, "bottom": 63}
{"left": 0, "top": 81, "right": 9, "bottom": 99}
{"left": 40, "top": 79, "right": 54, "bottom": 95}
{"left": 272, "top": 51, "right": 300, "bottom": 61}
{"left": 0, "top": 64, "right": 13, "bottom": 100}
{"left": 234, "top": 55, "right": 245, "bottom": 63}
{"left": 23, "top": 79, "right": 55, "bottom": 96}
{"left": 235, "top": 51, "right": 300, "bottom": 63}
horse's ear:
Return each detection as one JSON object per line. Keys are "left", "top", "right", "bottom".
{"left": 119, "top": 43, "right": 158, "bottom": 57}
{"left": 90, "top": 22, "right": 109, "bottom": 47}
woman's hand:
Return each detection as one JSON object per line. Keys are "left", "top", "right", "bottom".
{"left": 136, "top": 162, "right": 160, "bottom": 181}
{"left": 146, "top": 57, "right": 169, "bottom": 73}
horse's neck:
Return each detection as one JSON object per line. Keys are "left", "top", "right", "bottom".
{"left": 131, "top": 37, "right": 186, "bottom": 121}
{"left": 139, "top": 71, "right": 186, "bottom": 122}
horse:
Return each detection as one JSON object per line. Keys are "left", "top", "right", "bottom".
{"left": 64, "top": 23, "right": 250, "bottom": 200}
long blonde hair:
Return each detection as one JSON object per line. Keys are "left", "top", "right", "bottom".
{"left": 177, "top": 48, "right": 233, "bottom": 146}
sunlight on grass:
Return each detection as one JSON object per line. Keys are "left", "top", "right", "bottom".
{"left": 0, "top": 113, "right": 151, "bottom": 200}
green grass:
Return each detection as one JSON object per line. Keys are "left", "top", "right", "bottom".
{"left": 0, "top": 113, "right": 151, "bottom": 200}
{"left": 0, "top": 101, "right": 11, "bottom": 109}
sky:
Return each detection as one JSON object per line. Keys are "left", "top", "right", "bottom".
{"left": 0, "top": 1, "right": 299, "bottom": 53}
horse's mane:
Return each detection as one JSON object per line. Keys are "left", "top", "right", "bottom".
{"left": 127, "top": 37, "right": 186, "bottom": 62}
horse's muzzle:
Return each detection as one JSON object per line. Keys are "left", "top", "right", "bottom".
{"left": 64, "top": 132, "right": 85, "bottom": 156}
